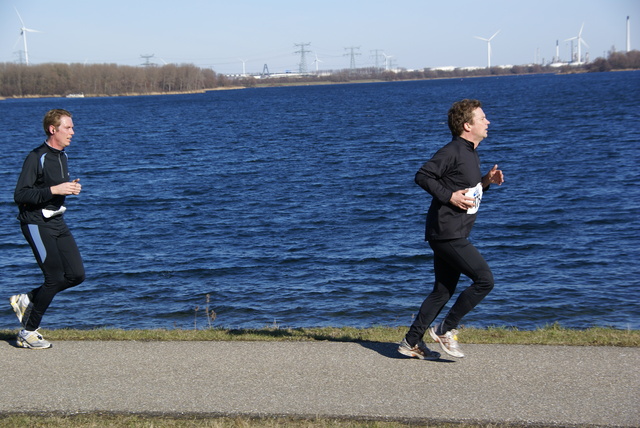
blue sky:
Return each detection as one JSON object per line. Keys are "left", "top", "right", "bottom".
{"left": 1, "top": 0, "right": 638, "bottom": 74}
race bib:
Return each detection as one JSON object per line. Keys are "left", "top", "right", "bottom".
{"left": 42, "top": 206, "right": 66, "bottom": 218}
{"left": 464, "top": 183, "right": 483, "bottom": 214}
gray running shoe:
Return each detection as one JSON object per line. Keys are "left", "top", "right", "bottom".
{"left": 9, "top": 294, "right": 32, "bottom": 327}
{"left": 397, "top": 338, "right": 441, "bottom": 360}
{"left": 16, "top": 329, "right": 52, "bottom": 349}
{"left": 428, "top": 326, "right": 464, "bottom": 358}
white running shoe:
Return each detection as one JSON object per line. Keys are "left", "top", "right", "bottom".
{"left": 16, "top": 329, "right": 52, "bottom": 349}
{"left": 397, "top": 338, "right": 441, "bottom": 360}
{"left": 429, "top": 326, "right": 464, "bottom": 358}
{"left": 9, "top": 294, "right": 32, "bottom": 327}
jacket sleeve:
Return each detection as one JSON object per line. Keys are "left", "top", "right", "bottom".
{"left": 415, "top": 146, "right": 454, "bottom": 205}
{"left": 14, "top": 153, "right": 53, "bottom": 206}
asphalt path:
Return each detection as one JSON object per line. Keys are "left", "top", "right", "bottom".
{"left": 0, "top": 339, "right": 638, "bottom": 426}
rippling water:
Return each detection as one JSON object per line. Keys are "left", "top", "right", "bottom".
{"left": 1, "top": 71, "right": 639, "bottom": 330}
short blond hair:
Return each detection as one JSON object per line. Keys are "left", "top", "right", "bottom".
{"left": 43, "top": 109, "right": 72, "bottom": 136}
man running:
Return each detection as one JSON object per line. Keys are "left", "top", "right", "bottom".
{"left": 398, "top": 99, "right": 504, "bottom": 359}
{"left": 10, "top": 109, "right": 85, "bottom": 349}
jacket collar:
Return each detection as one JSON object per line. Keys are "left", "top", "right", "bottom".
{"left": 454, "top": 136, "right": 476, "bottom": 151}
{"left": 44, "top": 141, "right": 64, "bottom": 153}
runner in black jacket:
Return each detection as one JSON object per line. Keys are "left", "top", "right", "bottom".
{"left": 398, "top": 99, "right": 504, "bottom": 359}
{"left": 10, "top": 109, "right": 85, "bottom": 349}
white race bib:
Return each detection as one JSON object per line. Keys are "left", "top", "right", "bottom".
{"left": 464, "top": 183, "right": 483, "bottom": 214}
{"left": 42, "top": 206, "right": 66, "bottom": 218}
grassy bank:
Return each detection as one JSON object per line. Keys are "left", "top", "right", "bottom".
{"left": 1, "top": 324, "right": 637, "bottom": 346}
{"left": 0, "top": 414, "right": 509, "bottom": 428}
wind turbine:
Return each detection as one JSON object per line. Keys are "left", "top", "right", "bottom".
{"left": 474, "top": 30, "right": 500, "bottom": 68}
{"left": 312, "top": 54, "right": 323, "bottom": 73}
{"left": 565, "top": 23, "right": 589, "bottom": 64}
{"left": 382, "top": 52, "right": 393, "bottom": 71}
{"left": 14, "top": 7, "right": 41, "bottom": 65}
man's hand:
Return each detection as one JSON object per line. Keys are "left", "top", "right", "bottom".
{"left": 483, "top": 164, "right": 504, "bottom": 187}
{"left": 450, "top": 189, "right": 475, "bottom": 210}
{"left": 51, "top": 178, "right": 81, "bottom": 196}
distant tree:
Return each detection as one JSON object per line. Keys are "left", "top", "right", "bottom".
{"left": 608, "top": 52, "right": 630, "bottom": 69}
{"left": 588, "top": 58, "right": 612, "bottom": 72}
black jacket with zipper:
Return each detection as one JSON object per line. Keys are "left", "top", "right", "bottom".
{"left": 14, "top": 142, "right": 70, "bottom": 225}
{"left": 415, "top": 136, "right": 488, "bottom": 241}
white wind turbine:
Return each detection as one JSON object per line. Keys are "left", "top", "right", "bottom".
{"left": 14, "top": 7, "right": 41, "bottom": 65}
{"left": 382, "top": 52, "right": 393, "bottom": 71}
{"left": 565, "top": 23, "right": 589, "bottom": 64}
{"left": 474, "top": 30, "right": 500, "bottom": 68}
{"left": 312, "top": 54, "right": 323, "bottom": 73}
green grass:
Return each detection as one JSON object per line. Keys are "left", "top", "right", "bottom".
{"left": 0, "top": 414, "right": 510, "bottom": 428}
{"left": 1, "top": 323, "right": 638, "bottom": 346}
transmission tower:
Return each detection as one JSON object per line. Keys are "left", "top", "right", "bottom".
{"left": 371, "top": 49, "right": 384, "bottom": 70}
{"left": 140, "top": 54, "right": 155, "bottom": 67}
{"left": 344, "top": 46, "right": 361, "bottom": 70}
{"left": 261, "top": 64, "right": 270, "bottom": 78}
{"left": 294, "top": 42, "right": 311, "bottom": 74}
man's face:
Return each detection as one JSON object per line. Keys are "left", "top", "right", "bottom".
{"left": 49, "top": 116, "right": 74, "bottom": 150}
{"left": 466, "top": 107, "right": 490, "bottom": 143}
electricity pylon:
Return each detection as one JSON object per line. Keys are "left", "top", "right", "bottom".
{"left": 344, "top": 46, "right": 361, "bottom": 70}
{"left": 294, "top": 42, "right": 311, "bottom": 74}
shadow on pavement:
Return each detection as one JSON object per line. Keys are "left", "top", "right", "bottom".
{"left": 359, "top": 341, "right": 456, "bottom": 362}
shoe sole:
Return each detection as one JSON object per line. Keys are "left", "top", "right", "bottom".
{"left": 428, "top": 327, "right": 464, "bottom": 358}
{"left": 397, "top": 346, "right": 440, "bottom": 361}
{"left": 16, "top": 339, "right": 52, "bottom": 349}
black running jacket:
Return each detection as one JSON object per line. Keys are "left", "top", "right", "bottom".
{"left": 14, "top": 142, "right": 71, "bottom": 225}
{"left": 415, "top": 136, "right": 487, "bottom": 241}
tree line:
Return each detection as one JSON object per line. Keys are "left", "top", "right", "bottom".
{"left": 0, "top": 63, "right": 233, "bottom": 97}
{"left": 585, "top": 50, "right": 640, "bottom": 72}
{"left": 1, "top": 51, "right": 638, "bottom": 98}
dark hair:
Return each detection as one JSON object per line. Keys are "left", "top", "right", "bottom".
{"left": 447, "top": 99, "right": 482, "bottom": 137}
{"left": 43, "top": 109, "right": 72, "bottom": 136}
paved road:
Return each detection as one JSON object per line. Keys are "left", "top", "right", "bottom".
{"left": 0, "top": 340, "right": 638, "bottom": 426}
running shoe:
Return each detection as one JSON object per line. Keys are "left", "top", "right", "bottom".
{"left": 397, "top": 338, "right": 441, "bottom": 360}
{"left": 428, "top": 326, "right": 464, "bottom": 358}
{"left": 16, "top": 329, "right": 52, "bottom": 349}
{"left": 9, "top": 294, "right": 32, "bottom": 327}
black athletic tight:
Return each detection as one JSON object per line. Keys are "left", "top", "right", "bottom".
{"left": 20, "top": 221, "right": 85, "bottom": 330}
{"left": 406, "top": 237, "right": 494, "bottom": 346}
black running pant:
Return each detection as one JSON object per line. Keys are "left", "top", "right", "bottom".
{"left": 20, "top": 221, "right": 85, "bottom": 330}
{"left": 406, "top": 238, "right": 494, "bottom": 346}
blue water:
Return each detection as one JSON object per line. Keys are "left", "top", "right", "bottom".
{"left": 1, "top": 71, "right": 639, "bottom": 331}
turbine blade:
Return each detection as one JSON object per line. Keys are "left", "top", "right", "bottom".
{"left": 14, "top": 7, "right": 25, "bottom": 27}
{"left": 489, "top": 30, "right": 501, "bottom": 40}
{"left": 475, "top": 36, "right": 489, "bottom": 41}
